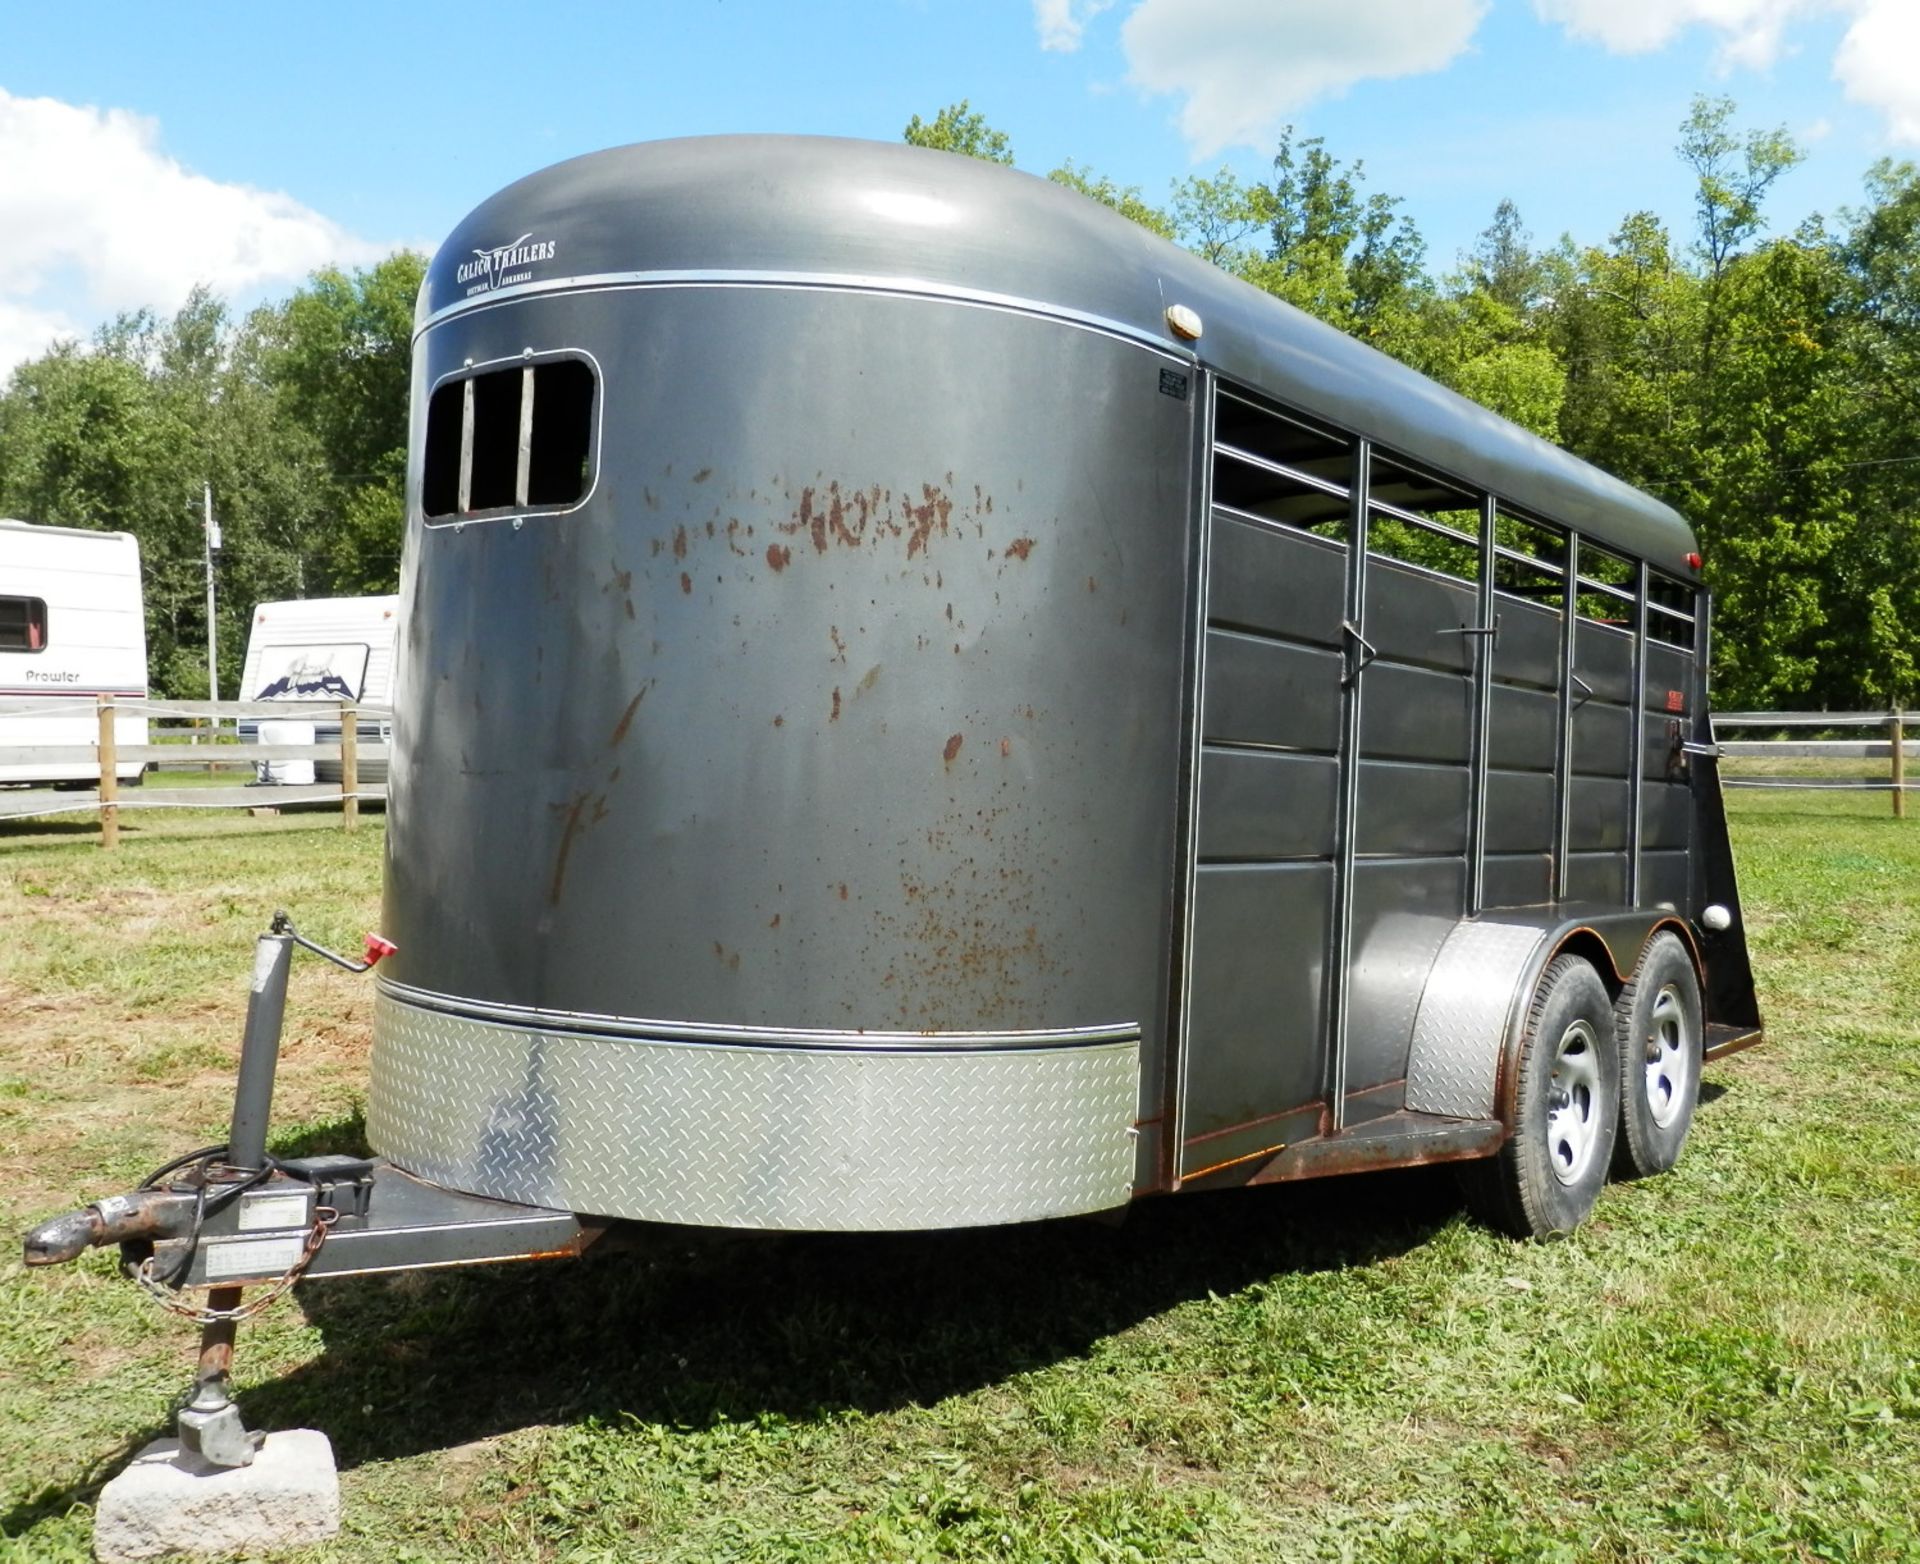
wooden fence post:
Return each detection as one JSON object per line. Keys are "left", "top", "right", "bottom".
{"left": 1893, "top": 709, "right": 1906, "bottom": 820}
{"left": 340, "top": 701, "right": 359, "bottom": 833}
{"left": 97, "top": 694, "right": 119, "bottom": 849}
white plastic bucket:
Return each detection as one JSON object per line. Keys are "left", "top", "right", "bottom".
{"left": 257, "top": 719, "right": 317, "bottom": 786}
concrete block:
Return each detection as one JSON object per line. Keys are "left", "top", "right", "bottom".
{"left": 94, "top": 1430, "right": 339, "bottom": 1562}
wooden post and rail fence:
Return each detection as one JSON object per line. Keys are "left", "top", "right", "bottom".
{"left": 0, "top": 696, "right": 387, "bottom": 848}
{"left": 3, "top": 699, "right": 1915, "bottom": 848}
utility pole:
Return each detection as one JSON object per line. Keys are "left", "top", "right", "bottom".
{"left": 203, "top": 483, "right": 222, "bottom": 705}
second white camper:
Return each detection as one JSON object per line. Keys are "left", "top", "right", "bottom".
{"left": 240, "top": 596, "right": 398, "bottom": 784}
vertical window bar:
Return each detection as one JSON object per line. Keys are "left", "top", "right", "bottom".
{"left": 1325, "top": 439, "right": 1372, "bottom": 1134}
{"left": 457, "top": 376, "right": 476, "bottom": 516}
{"left": 1468, "top": 492, "right": 1497, "bottom": 915}
{"left": 1555, "top": 531, "right": 1581, "bottom": 901}
{"left": 515, "top": 364, "right": 535, "bottom": 508}
{"left": 1628, "top": 559, "right": 1649, "bottom": 906}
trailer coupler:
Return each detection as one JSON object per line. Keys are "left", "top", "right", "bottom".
{"left": 20, "top": 912, "right": 604, "bottom": 1468}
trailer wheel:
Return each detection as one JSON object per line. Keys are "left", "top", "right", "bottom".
{"left": 1610, "top": 932, "right": 1702, "bottom": 1179}
{"left": 1464, "top": 953, "right": 1620, "bottom": 1239}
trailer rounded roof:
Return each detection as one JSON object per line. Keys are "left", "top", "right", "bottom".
{"left": 421, "top": 136, "right": 1696, "bottom": 565}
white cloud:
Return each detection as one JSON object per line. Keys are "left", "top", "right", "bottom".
{"left": 1034, "top": 0, "right": 1114, "bottom": 52}
{"left": 1533, "top": 0, "right": 1920, "bottom": 148}
{"left": 1531, "top": 0, "right": 1824, "bottom": 68}
{"left": 1833, "top": 0, "right": 1920, "bottom": 143}
{"left": 1119, "top": 0, "right": 1489, "bottom": 159}
{"left": 0, "top": 90, "right": 385, "bottom": 375}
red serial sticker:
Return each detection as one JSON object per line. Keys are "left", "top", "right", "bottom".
{"left": 1666, "top": 690, "right": 1685, "bottom": 712}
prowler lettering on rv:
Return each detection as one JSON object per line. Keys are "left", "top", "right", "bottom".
{"left": 24, "top": 137, "right": 1760, "bottom": 1464}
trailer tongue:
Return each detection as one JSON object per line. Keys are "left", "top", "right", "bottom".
{"left": 21, "top": 913, "right": 606, "bottom": 1468}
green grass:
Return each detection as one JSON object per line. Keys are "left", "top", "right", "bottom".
{"left": 2, "top": 794, "right": 1918, "bottom": 1560}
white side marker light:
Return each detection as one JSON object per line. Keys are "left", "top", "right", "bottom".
{"left": 1701, "top": 904, "right": 1732, "bottom": 932}
{"left": 1166, "top": 304, "right": 1203, "bottom": 341}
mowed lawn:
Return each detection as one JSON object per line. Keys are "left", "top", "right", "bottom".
{"left": 1, "top": 792, "right": 1916, "bottom": 1562}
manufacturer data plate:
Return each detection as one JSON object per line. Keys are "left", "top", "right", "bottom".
{"left": 203, "top": 1236, "right": 306, "bottom": 1280}
{"left": 236, "top": 1190, "right": 313, "bottom": 1232}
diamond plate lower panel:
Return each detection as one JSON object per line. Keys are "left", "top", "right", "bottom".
{"left": 369, "top": 992, "right": 1141, "bottom": 1231}
{"left": 1404, "top": 920, "right": 1545, "bottom": 1118}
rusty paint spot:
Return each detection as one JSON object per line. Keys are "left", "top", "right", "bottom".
{"left": 1006, "top": 537, "right": 1035, "bottom": 561}
{"left": 610, "top": 684, "right": 651, "bottom": 748}
{"left": 830, "top": 687, "right": 842, "bottom": 722}
{"left": 829, "top": 625, "right": 847, "bottom": 661}
{"left": 726, "top": 519, "right": 748, "bottom": 556}
{"left": 680, "top": 572, "right": 693, "bottom": 595}
{"left": 672, "top": 527, "right": 689, "bottom": 560}
{"left": 766, "top": 543, "right": 791, "bottom": 573}
{"left": 838, "top": 883, "right": 849, "bottom": 900}
{"left": 610, "top": 566, "right": 632, "bottom": 592}
{"left": 693, "top": 467, "right": 713, "bottom": 483}
{"left": 943, "top": 733, "right": 964, "bottom": 763}
{"left": 945, "top": 602, "right": 953, "bottom": 622}
{"left": 1000, "top": 738, "right": 1011, "bottom": 757}
{"left": 773, "top": 714, "right": 785, "bottom": 728}
{"left": 1087, "top": 576, "right": 1097, "bottom": 593}
{"left": 906, "top": 485, "right": 953, "bottom": 559}
{"left": 712, "top": 940, "right": 740, "bottom": 970}
{"left": 548, "top": 795, "right": 589, "bottom": 905}
{"left": 769, "top": 913, "right": 781, "bottom": 929}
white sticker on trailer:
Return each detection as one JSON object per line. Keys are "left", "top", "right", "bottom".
{"left": 236, "top": 1191, "right": 312, "bottom": 1231}
{"left": 203, "top": 1235, "right": 305, "bottom": 1280}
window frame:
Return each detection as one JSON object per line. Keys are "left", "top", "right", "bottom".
{"left": 421, "top": 347, "right": 602, "bottom": 529}
{"left": 0, "top": 595, "right": 48, "bottom": 654}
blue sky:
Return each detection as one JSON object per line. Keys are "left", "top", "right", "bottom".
{"left": 2, "top": 0, "right": 1916, "bottom": 373}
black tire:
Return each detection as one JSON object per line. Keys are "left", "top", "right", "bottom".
{"left": 1463, "top": 953, "right": 1620, "bottom": 1239}
{"left": 1610, "top": 931, "right": 1703, "bottom": 1179}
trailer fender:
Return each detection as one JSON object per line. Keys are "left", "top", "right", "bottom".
{"left": 1405, "top": 910, "right": 1696, "bottom": 1124}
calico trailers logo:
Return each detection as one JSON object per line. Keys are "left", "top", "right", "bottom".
{"left": 456, "top": 232, "right": 557, "bottom": 296}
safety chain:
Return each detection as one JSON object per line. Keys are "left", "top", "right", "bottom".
{"left": 131, "top": 1207, "right": 338, "bottom": 1324}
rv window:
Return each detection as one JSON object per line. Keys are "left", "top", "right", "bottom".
{"left": 1212, "top": 389, "right": 1350, "bottom": 540}
{"left": 422, "top": 355, "right": 597, "bottom": 522}
{"left": 1366, "top": 454, "right": 1481, "bottom": 582}
{"left": 0, "top": 596, "right": 47, "bottom": 653}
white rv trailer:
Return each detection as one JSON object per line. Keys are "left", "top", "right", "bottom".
{"left": 0, "top": 519, "right": 148, "bottom": 786}
{"left": 238, "top": 595, "right": 398, "bottom": 783}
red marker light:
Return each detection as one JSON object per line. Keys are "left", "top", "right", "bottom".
{"left": 1685, "top": 552, "right": 1703, "bottom": 572}
{"left": 363, "top": 934, "right": 398, "bottom": 968}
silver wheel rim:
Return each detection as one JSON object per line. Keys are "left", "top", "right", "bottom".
{"left": 1643, "top": 983, "right": 1693, "bottom": 1130}
{"left": 1546, "top": 1019, "right": 1602, "bottom": 1186}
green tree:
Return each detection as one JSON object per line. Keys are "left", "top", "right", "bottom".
{"left": 903, "top": 101, "right": 1014, "bottom": 164}
{"left": 1046, "top": 161, "right": 1174, "bottom": 239}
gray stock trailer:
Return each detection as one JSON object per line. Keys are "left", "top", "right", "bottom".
{"left": 26, "top": 136, "right": 1761, "bottom": 1463}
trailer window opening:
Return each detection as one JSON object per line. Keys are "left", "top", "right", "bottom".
{"left": 1646, "top": 570, "right": 1697, "bottom": 648}
{"left": 1576, "top": 542, "right": 1636, "bottom": 628}
{"left": 422, "top": 355, "right": 597, "bottom": 522}
{"left": 1211, "top": 389, "right": 1350, "bottom": 540}
{"left": 1492, "top": 511, "right": 1566, "bottom": 607}
{"left": 1366, "top": 455, "right": 1481, "bottom": 583}
{"left": 0, "top": 596, "right": 47, "bottom": 652}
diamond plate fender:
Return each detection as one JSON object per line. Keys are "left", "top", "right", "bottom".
{"left": 368, "top": 988, "right": 1141, "bottom": 1231}
{"left": 1403, "top": 921, "right": 1548, "bottom": 1120}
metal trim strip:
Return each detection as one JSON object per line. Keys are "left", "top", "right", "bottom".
{"left": 417, "top": 268, "right": 1194, "bottom": 362}
{"left": 374, "top": 977, "right": 1138, "bottom": 1053}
